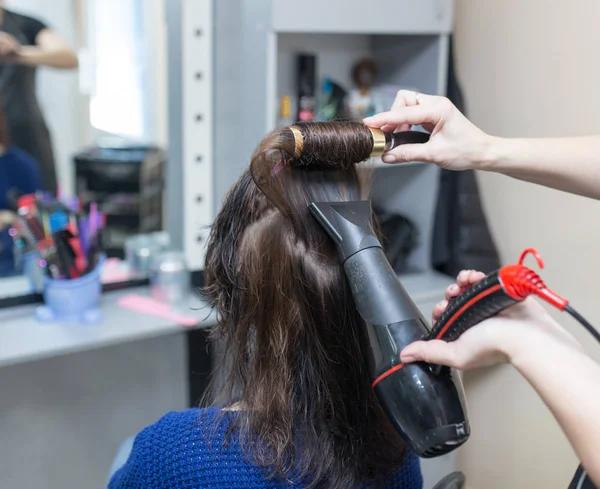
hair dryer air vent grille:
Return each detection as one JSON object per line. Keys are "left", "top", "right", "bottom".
{"left": 420, "top": 436, "right": 469, "bottom": 458}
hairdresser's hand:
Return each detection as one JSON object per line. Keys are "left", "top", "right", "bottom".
{"left": 0, "top": 210, "right": 16, "bottom": 230}
{"left": 0, "top": 32, "right": 21, "bottom": 59}
{"left": 363, "top": 91, "right": 493, "bottom": 170}
{"left": 400, "top": 270, "right": 583, "bottom": 370}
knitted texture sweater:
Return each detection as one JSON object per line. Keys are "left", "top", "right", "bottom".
{"left": 108, "top": 408, "right": 423, "bottom": 489}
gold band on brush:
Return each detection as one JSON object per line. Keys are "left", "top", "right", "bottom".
{"left": 290, "top": 126, "right": 304, "bottom": 160}
{"left": 368, "top": 127, "right": 386, "bottom": 157}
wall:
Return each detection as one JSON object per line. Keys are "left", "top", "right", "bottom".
{"left": 454, "top": 1, "right": 600, "bottom": 488}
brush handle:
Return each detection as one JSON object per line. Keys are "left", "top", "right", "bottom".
{"left": 384, "top": 130, "right": 430, "bottom": 150}
{"left": 368, "top": 128, "right": 430, "bottom": 157}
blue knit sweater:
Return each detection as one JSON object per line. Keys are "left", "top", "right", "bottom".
{"left": 108, "top": 408, "right": 423, "bottom": 489}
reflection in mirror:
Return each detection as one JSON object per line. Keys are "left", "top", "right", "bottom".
{"left": 0, "top": 0, "right": 169, "bottom": 300}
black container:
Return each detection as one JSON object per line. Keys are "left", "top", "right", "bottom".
{"left": 296, "top": 53, "right": 317, "bottom": 121}
{"left": 74, "top": 146, "right": 165, "bottom": 258}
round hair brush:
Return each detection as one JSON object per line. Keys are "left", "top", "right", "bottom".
{"left": 287, "top": 122, "right": 430, "bottom": 169}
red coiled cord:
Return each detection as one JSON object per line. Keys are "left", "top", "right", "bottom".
{"left": 506, "top": 249, "right": 600, "bottom": 344}
{"left": 498, "top": 248, "right": 568, "bottom": 310}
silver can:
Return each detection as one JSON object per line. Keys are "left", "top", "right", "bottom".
{"left": 125, "top": 234, "right": 161, "bottom": 277}
{"left": 149, "top": 251, "right": 190, "bottom": 304}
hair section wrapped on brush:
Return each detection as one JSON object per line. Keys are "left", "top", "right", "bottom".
{"left": 250, "top": 121, "right": 375, "bottom": 225}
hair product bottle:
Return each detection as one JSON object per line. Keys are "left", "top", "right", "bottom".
{"left": 278, "top": 95, "right": 293, "bottom": 127}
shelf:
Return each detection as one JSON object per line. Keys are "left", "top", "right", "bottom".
{"left": 272, "top": 0, "right": 453, "bottom": 35}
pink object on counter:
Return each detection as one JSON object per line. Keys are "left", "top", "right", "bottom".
{"left": 101, "top": 258, "right": 134, "bottom": 284}
{"left": 117, "top": 294, "right": 199, "bottom": 327}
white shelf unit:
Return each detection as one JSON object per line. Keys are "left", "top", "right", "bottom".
{"left": 217, "top": 0, "right": 454, "bottom": 281}
{"left": 271, "top": 0, "right": 454, "bottom": 34}
{"left": 271, "top": 31, "right": 448, "bottom": 276}
{"left": 275, "top": 32, "right": 448, "bottom": 125}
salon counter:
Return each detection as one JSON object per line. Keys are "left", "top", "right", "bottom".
{"left": 0, "top": 286, "right": 216, "bottom": 489}
{"left": 0, "top": 270, "right": 448, "bottom": 368}
{"left": 0, "top": 271, "right": 453, "bottom": 489}
{"left": 0, "top": 287, "right": 216, "bottom": 368}
{"left": 0, "top": 274, "right": 30, "bottom": 299}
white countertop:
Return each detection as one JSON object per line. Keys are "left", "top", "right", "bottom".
{"left": 0, "top": 275, "right": 31, "bottom": 298}
{"left": 0, "top": 270, "right": 451, "bottom": 370}
{"left": 0, "top": 287, "right": 217, "bottom": 369}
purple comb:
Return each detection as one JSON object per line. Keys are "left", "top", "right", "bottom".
{"left": 79, "top": 216, "right": 90, "bottom": 255}
{"left": 90, "top": 202, "right": 98, "bottom": 236}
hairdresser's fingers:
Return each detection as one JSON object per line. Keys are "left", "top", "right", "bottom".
{"left": 436, "top": 271, "right": 489, "bottom": 324}
{"left": 401, "top": 340, "right": 460, "bottom": 367}
{"left": 456, "top": 270, "right": 486, "bottom": 289}
{"left": 381, "top": 143, "right": 429, "bottom": 164}
{"left": 363, "top": 105, "right": 441, "bottom": 130}
{"left": 432, "top": 300, "right": 449, "bottom": 324}
{"left": 380, "top": 124, "right": 399, "bottom": 133}
{"left": 394, "top": 89, "right": 435, "bottom": 107}
{"left": 467, "top": 270, "right": 487, "bottom": 287}
{"left": 381, "top": 122, "right": 407, "bottom": 136}
{"left": 387, "top": 90, "right": 423, "bottom": 132}
{"left": 445, "top": 284, "right": 461, "bottom": 302}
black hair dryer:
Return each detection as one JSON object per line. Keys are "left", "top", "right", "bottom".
{"left": 309, "top": 200, "right": 470, "bottom": 458}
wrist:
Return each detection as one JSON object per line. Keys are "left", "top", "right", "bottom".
{"left": 16, "top": 46, "right": 40, "bottom": 65}
{"left": 476, "top": 135, "right": 509, "bottom": 171}
{"left": 505, "top": 327, "right": 578, "bottom": 371}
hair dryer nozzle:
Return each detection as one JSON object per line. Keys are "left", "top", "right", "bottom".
{"left": 309, "top": 201, "right": 382, "bottom": 262}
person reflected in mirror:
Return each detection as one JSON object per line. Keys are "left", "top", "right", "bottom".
{"left": 0, "top": 101, "right": 43, "bottom": 276}
{"left": 0, "top": 4, "right": 78, "bottom": 196}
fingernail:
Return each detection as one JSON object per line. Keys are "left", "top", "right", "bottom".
{"left": 450, "top": 284, "right": 459, "bottom": 293}
{"left": 440, "top": 300, "right": 448, "bottom": 308}
{"left": 363, "top": 116, "right": 372, "bottom": 123}
{"left": 382, "top": 154, "right": 396, "bottom": 163}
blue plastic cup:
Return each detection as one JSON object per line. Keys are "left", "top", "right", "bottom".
{"left": 22, "top": 251, "right": 44, "bottom": 293}
{"left": 36, "top": 258, "right": 104, "bottom": 324}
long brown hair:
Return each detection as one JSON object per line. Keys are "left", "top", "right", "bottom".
{"left": 203, "top": 122, "right": 407, "bottom": 488}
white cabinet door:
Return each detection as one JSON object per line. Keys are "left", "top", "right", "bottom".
{"left": 272, "top": 0, "right": 453, "bottom": 34}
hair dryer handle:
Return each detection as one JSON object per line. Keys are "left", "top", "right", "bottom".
{"left": 428, "top": 270, "right": 519, "bottom": 343}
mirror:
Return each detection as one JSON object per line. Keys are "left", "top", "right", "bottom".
{"left": 0, "top": 0, "right": 169, "bottom": 300}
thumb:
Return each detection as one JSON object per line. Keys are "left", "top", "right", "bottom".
{"left": 400, "top": 340, "right": 459, "bottom": 367}
{"left": 382, "top": 143, "right": 429, "bottom": 164}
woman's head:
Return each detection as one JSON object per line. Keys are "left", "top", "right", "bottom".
{"left": 204, "top": 122, "right": 406, "bottom": 488}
